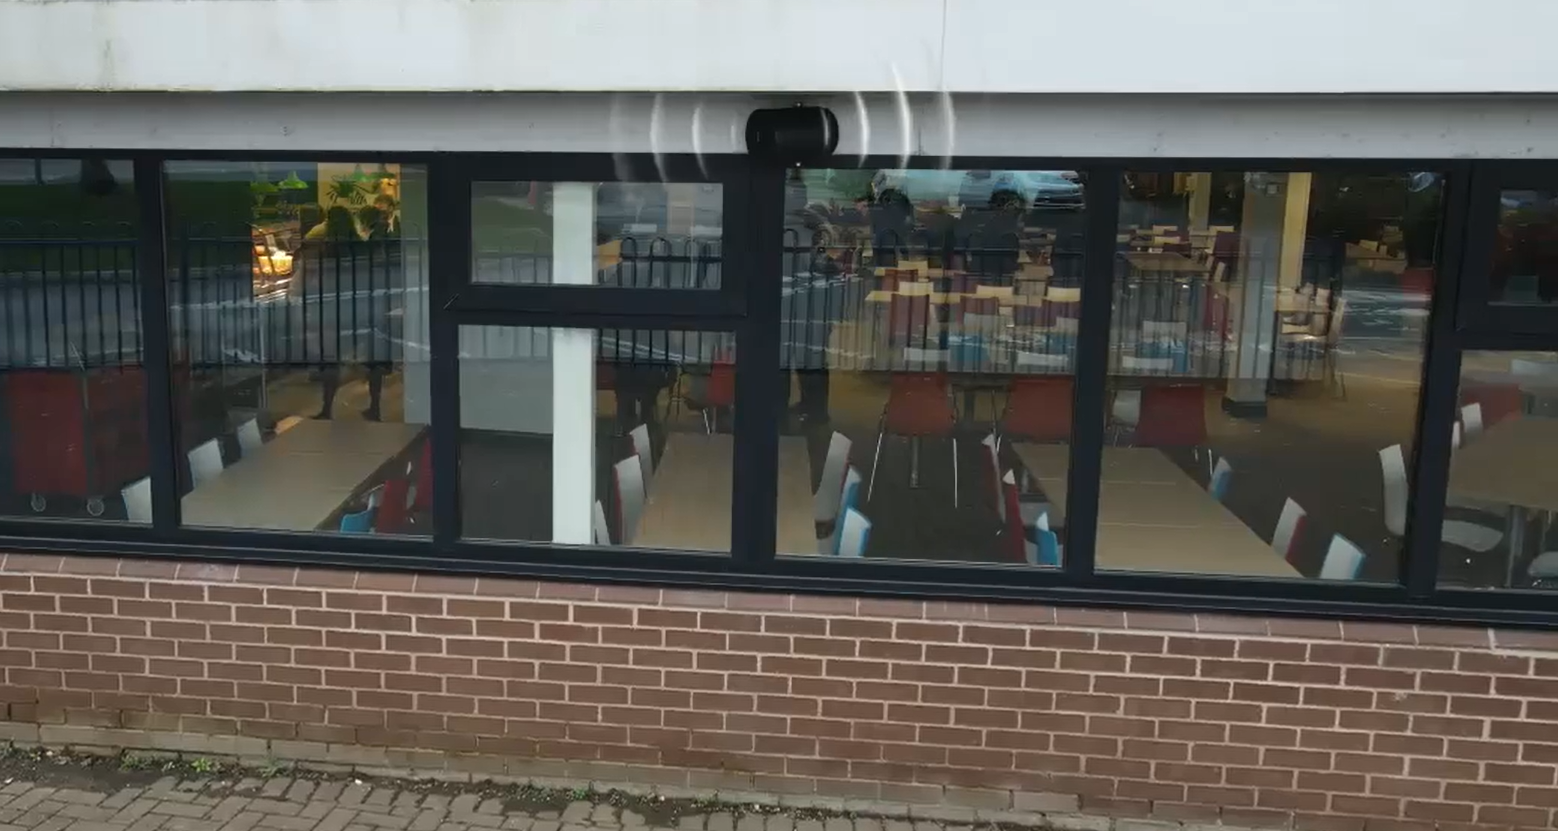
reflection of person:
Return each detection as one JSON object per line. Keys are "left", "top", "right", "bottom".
{"left": 615, "top": 363, "right": 669, "bottom": 433}
{"left": 960, "top": 190, "right": 1025, "bottom": 283}
{"left": 870, "top": 189, "right": 913, "bottom": 268}
{"left": 310, "top": 208, "right": 388, "bottom": 421}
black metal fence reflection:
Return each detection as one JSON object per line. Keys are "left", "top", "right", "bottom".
{"left": 473, "top": 236, "right": 723, "bottom": 289}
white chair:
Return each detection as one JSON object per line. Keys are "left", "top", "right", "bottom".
{"left": 628, "top": 424, "right": 655, "bottom": 486}
{"left": 1379, "top": 444, "right": 1502, "bottom": 553}
{"left": 1272, "top": 498, "right": 1307, "bottom": 562}
{"left": 1452, "top": 421, "right": 1462, "bottom": 451}
{"left": 122, "top": 477, "right": 152, "bottom": 524}
{"left": 813, "top": 432, "right": 853, "bottom": 526}
{"left": 1120, "top": 356, "right": 1174, "bottom": 374}
{"left": 592, "top": 500, "right": 611, "bottom": 545}
{"left": 613, "top": 455, "right": 647, "bottom": 546}
{"left": 187, "top": 439, "right": 225, "bottom": 489}
{"left": 237, "top": 419, "right": 264, "bottom": 457}
{"left": 1209, "top": 458, "right": 1233, "bottom": 502}
{"left": 837, "top": 507, "right": 871, "bottom": 558}
{"left": 1460, "top": 403, "right": 1484, "bottom": 443}
{"left": 1319, "top": 535, "right": 1366, "bottom": 580}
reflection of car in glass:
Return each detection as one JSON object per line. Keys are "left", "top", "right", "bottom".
{"left": 870, "top": 169, "right": 1084, "bottom": 209}
{"left": 595, "top": 182, "right": 723, "bottom": 244}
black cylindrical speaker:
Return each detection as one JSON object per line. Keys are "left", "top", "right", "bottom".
{"left": 745, "top": 106, "right": 839, "bottom": 166}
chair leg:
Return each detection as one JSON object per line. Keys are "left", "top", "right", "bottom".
{"left": 702, "top": 410, "right": 712, "bottom": 434}
{"left": 951, "top": 437, "right": 959, "bottom": 507}
{"left": 867, "top": 428, "right": 887, "bottom": 502}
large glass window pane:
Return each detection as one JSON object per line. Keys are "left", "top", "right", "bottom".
{"left": 166, "top": 161, "right": 430, "bottom": 535}
{"left": 776, "top": 167, "right": 1086, "bottom": 564}
{"left": 0, "top": 158, "right": 145, "bottom": 521}
{"left": 1099, "top": 170, "right": 1441, "bottom": 581}
{"left": 459, "top": 325, "right": 734, "bottom": 552}
{"left": 1442, "top": 349, "right": 1558, "bottom": 589}
{"left": 1492, "top": 189, "right": 1558, "bottom": 306}
{"left": 472, "top": 181, "right": 723, "bottom": 288}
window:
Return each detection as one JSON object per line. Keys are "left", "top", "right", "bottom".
{"left": 1441, "top": 349, "right": 1558, "bottom": 590}
{"left": 9, "top": 150, "right": 1558, "bottom": 625}
{"left": 1490, "top": 190, "right": 1558, "bottom": 307}
{"left": 458, "top": 325, "right": 735, "bottom": 551}
{"left": 165, "top": 161, "right": 431, "bottom": 535}
{"left": 0, "top": 157, "right": 146, "bottom": 521}
{"left": 775, "top": 167, "right": 1086, "bottom": 564}
{"left": 472, "top": 181, "right": 723, "bottom": 289}
{"left": 1097, "top": 170, "right": 1442, "bottom": 581}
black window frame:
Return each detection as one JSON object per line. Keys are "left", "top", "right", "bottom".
{"left": 1457, "top": 161, "right": 1558, "bottom": 335}
{"left": 2, "top": 148, "right": 1558, "bottom": 629}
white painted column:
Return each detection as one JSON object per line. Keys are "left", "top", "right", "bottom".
{"left": 1187, "top": 173, "right": 1213, "bottom": 231}
{"left": 551, "top": 183, "right": 598, "bottom": 544}
{"left": 1223, "top": 172, "right": 1289, "bottom": 416}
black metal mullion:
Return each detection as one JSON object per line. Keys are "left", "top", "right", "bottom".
{"left": 729, "top": 163, "right": 780, "bottom": 566}
{"left": 1403, "top": 164, "right": 1476, "bottom": 596}
{"left": 1063, "top": 166, "right": 1123, "bottom": 580}
{"left": 428, "top": 157, "right": 467, "bottom": 548}
{"left": 133, "top": 157, "right": 181, "bottom": 531}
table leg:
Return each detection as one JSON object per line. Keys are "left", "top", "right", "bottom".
{"left": 1508, "top": 506, "right": 1528, "bottom": 587}
{"left": 909, "top": 436, "right": 921, "bottom": 488}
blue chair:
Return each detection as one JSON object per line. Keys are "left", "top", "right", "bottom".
{"left": 1209, "top": 457, "right": 1233, "bottom": 502}
{"left": 339, "top": 506, "right": 376, "bottom": 533}
{"left": 829, "top": 467, "right": 863, "bottom": 556}
{"left": 1029, "top": 510, "right": 1062, "bottom": 567}
{"left": 837, "top": 507, "right": 872, "bottom": 558}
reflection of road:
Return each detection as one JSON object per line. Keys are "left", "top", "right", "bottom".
{"left": 0, "top": 279, "right": 141, "bottom": 367}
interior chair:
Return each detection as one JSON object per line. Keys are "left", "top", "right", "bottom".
{"left": 592, "top": 500, "right": 611, "bottom": 545}
{"left": 613, "top": 455, "right": 647, "bottom": 546}
{"left": 339, "top": 506, "right": 376, "bottom": 534}
{"left": 1000, "top": 377, "right": 1073, "bottom": 443}
{"left": 1001, "top": 470, "right": 1060, "bottom": 566}
{"left": 868, "top": 373, "right": 959, "bottom": 504}
{"left": 1209, "top": 457, "right": 1233, "bottom": 502}
{"left": 1379, "top": 443, "right": 1502, "bottom": 553}
{"left": 373, "top": 477, "right": 411, "bottom": 534}
{"left": 1109, "top": 389, "right": 1142, "bottom": 444}
{"left": 1461, "top": 383, "right": 1524, "bottom": 428}
{"left": 187, "top": 439, "right": 225, "bottom": 489}
{"left": 1272, "top": 498, "right": 1307, "bottom": 563}
{"left": 122, "top": 477, "right": 152, "bottom": 524}
{"left": 980, "top": 432, "right": 1004, "bottom": 526}
{"left": 1135, "top": 385, "right": 1208, "bottom": 447}
{"left": 1318, "top": 534, "right": 1366, "bottom": 580}
{"left": 836, "top": 507, "right": 872, "bottom": 558}
{"left": 237, "top": 419, "right": 264, "bottom": 457}
{"left": 687, "top": 362, "right": 736, "bottom": 433}
{"left": 828, "top": 467, "right": 864, "bottom": 555}
{"left": 628, "top": 423, "right": 655, "bottom": 485}
{"left": 1460, "top": 402, "right": 1485, "bottom": 443}
{"left": 813, "top": 431, "right": 854, "bottom": 538}
{"left": 410, "top": 441, "right": 433, "bottom": 513}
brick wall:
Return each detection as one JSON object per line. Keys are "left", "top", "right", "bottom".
{"left": 0, "top": 555, "right": 1556, "bottom": 831}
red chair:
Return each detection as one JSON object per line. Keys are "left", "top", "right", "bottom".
{"left": 1001, "top": 471, "right": 1028, "bottom": 564}
{"left": 868, "top": 373, "right": 959, "bottom": 503}
{"left": 1001, "top": 378, "right": 1074, "bottom": 443}
{"left": 956, "top": 295, "right": 1000, "bottom": 323}
{"left": 410, "top": 441, "right": 433, "bottom": 512}
{"left": 689, "top": 361, "right": 737, "bottom": 433}
{"left": 374, "top": 477, "right": 410, "bottom": 533}
{"left": 1462, "top": 383, "right": 1524, "bottom": 428}
{"left": 880, "top": 269, "right": 905, "bottom": 293}
{"left": 887, "top": 294, "right": 936, "bottom": 347}
{"left": 1134, "top": 385, "right": 1208, "bottom": 447}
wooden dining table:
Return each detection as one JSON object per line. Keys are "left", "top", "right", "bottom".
{"left": 1123, "top": 252, "right": 1206, "bottom": 274}
{"left": 1011, "top": 444, "right": 1300, "bottom": 578}
{"left": 1448, "top": 416, "right": 1558, "bottom": 582}
{"left": 632, "top": 432, "right": 817, "bottom": 553}
{"left": 182, "top": 420, "right": 425, "bottom": 531}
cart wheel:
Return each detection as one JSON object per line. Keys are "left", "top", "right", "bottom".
{"left": 28, "top": 494, "right": 46, "bottom": 513}
{"left": 86, "top": 498, "right": 106, "bottom": 518}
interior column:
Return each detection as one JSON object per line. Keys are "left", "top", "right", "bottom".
{"left": 552, "top": 183, "right": 598, "bottom": 544}
{"left": 1222, "top": 173, "right": 1290, "bottom": 417}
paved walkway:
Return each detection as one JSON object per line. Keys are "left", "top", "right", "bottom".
{"left": 0, "top": 776, "right": 1081, "bottom": 831}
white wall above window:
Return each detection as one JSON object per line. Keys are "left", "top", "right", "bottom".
{"left": 1, "top": 0, "right": 1556, "bottom": 95}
